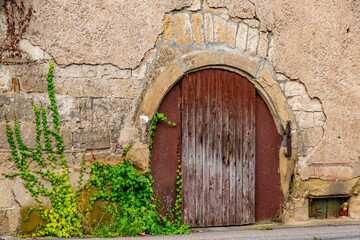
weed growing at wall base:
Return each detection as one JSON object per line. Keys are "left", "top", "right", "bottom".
{"left": 84, "top": 161, "right": 189, "bottom": 237}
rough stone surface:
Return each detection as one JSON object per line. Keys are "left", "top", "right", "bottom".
{"left": 24, "top": 0, "right": 193, "bottom": 68}
{"left": 247, "top": 27, "right": 259, "bottom": 54}
{"left": 73, "top": 129, "right": 111, "bottom": 150}
{"left": 163, "top": 14, "right": 175, "bottom": 43}
{"left": 191, "top": 13, "right": 205, "bottom": 44}
{"left": 349, "top": 195, "right": 360, "bottom": 218}
{"left": 174, "top": 13, "right": 193, "bottom": 45}
{"left": 236, "top": 22, "right": 248, "bottom": 51}
{"left": 207, "top": 0, "right": 256, "bottom": 18}
{"left": 126, "top": 142, "right": 149, "bottom": 172}
{"left": 0, "top": 208, "right": 21, "bottom": 236}
{"left": 226, "top": 21, "right": 237, "bottom": 48}
{"left": 0, "top": 179, "right": 17, "bottom": 208}
{"left": 213, "top": 15, "right": 227, "bottom": 43}
{"left": 204, "top": 13, "right": 214, "bottom": 44}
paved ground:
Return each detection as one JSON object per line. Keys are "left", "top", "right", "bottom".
{"left": 4, "top": 219, "right": 360, "bottom": 240}
{"left": 118, "top": 224, "right": 360, "bottom": 240}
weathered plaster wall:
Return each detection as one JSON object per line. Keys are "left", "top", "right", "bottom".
{"left": 21, "top": 0, "right": 360, "bottom": 181}
{"left": 0, "top": 0, "right": 360, "bottom": 235}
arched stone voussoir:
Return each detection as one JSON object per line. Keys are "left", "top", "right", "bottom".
{"left": 177, "top": 49, "right": 262, "bottom": 78}
{"left": 130, "top": 49, "right": 300, "bottom": 188}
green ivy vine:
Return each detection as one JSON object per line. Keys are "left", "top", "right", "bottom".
{"left": 5, "top": 60, "right": 83, "bottom": 238}
{"left": 84, "top": 160, "right": 188, "bottom": 237}
{"left": 4, "top": 61, "right": 189, "bottom": 238}
{"left": 149, "top": 112, "right": 184, "bottom": 226}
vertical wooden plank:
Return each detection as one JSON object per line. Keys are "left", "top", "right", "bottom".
{"left": 221, "top": 70, "right": 230, "bottom": 226}
{"left": 195, "top": 72, "right": 203, "bottom": 226}
{"left": 181, "top": 76, "right": 190, "bottom": 224}
{"left": 209, "top": 70, "right": 217, "bottom": 226}
{"left": 228, "top": 75, "right": 237, "bottom": 225}
{"left": 248, "top": 82, "right": 256, "bottom": 223}
{"left": 204, "top": 71, "right": 213, "bottom": 226}
{"left": 214, "top": 70, "right": 223, "bottom": 226}
{"left": 201, "top": 72, "right": 209, "bottom": 227}
{"left": 188, "top": 74, "right": 197, "bottom": 226}
{"left": 242, "top": 76, "right": 250, "bottom": 223}
{"left": 235, "top": 74, "right": 244, "bottom": 225}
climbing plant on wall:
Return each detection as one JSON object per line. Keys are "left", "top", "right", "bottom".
{"left": 0, "top": 0, "right": 36, "bottom": 64}
{"left": 5, "top": 60, "right": 84, "bottom": 237}
{"left": 149, "top": 112, "right": 185, "bottom": 226}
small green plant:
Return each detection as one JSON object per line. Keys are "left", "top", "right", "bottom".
{"left": 4, "top": 60, "right": 83, "bottom": 237}
{"left": 122, "top": 144, "right": 131, "bottom": 156}
{"left": 260, "top": 226, "right": 274, "bottom": 230}
{"left": 85, "top": 161, "right": 189, "bottom": 237}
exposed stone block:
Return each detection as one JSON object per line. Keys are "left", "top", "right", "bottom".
{"left": 284, "top": 81, "right": 306, "bottom": 97}
{"left": 0, "top": 151, "right": 18, "bottom": 180}
{"left": 213, "top": 15, "right": 227, "bottom": 43}
{"left": 174, "top": 13, "right": 193, "bottom": 45}
{"left": 0, "top": 179, "right": 17, "bottom": 208}
{"left": 301, "top": 95, "right": 323, "bottom": 112}
{"left": 303, "top": 127, "right": 323, "bottom": 147}
{"left": 287, "top": 96, "right": 302, "bottom": 111}
{"left": 314, "top": 166, "right": 353, "bottom": 181}
{"left": 99, "top": 65, "right": 131, "bottom": 79}
{"left": 132, "top": 62, "right": 148, "bottom": 79}
{"left": 18, "top": 39, "right": 45, "bottom": 60}
{"left": 296, "top": 111, "right": 314, "bottom": 129}
{"left": 19, "top": 76, "right": 47, "bottom": 93}
{"left": 0, "top": 208, "right": 21, "bottom": 236}
{"left": 92, "top": 98, "right": 132, "bottom": 129}
{"left": 191, "top": 13, "right": 205, "bottom": 44}
{"left": 163, "top": 14, "right": 175, "bottom": 42}
{"left": 226, "top": 21, "right": 237, "bottom": 48}
{"left": 204, "top": 13, "right": 214, "bottom": 44}
{"left": 81, "top": 65, "right": 98, "bottom": 78}
{"left": 236, "top": 22, "right": 248, "bottom": 51}
{"left": 349, "top": 195, "right": 360, "bottom": 218}
{"left": 76, "top": 98, "right": 93, "bottom": 123}
{"left": 243, "top": 19, "right": 260, "bottom": 28}
{"left": 53, "top": 65, "right": 82, "bottom": 78}
{"left": 247, "top": 27, "right": 259, "bottom": 54}
{"left": 187, "top": 0, "right": 201, "bottom": 11}
{"left": 258, "top": 32, "right": 269, "bottom": 58}
{"left": 108, "top": 79, "right": 141, "bottom": 99}
{"left": 126, "top": 142, "right": 149, "bottom": 172}
{"left": 73, "top": 128, "right": 110, "bottom": 150}
{"left": 314, "top": 112, "right": 326, "bottom": 127}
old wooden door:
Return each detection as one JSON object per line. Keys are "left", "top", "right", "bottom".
{"left": 151, "top": 69, "right": 283, "bottom": 227}
{"left": 181, "top": 69, "right": 255, "bottom": 226}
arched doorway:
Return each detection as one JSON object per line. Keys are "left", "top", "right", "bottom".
{"left": 151, "top": 69, "right": 283, "bottom": 227}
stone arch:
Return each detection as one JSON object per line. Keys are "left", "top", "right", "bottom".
{"left": 131, "top": 49, "right": 300, "bottom": 195}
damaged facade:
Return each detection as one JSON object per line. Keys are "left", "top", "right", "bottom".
{"left": 0, "top": 0, "right": 360, "bottom": 235}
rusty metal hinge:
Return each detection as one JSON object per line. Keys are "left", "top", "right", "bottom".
{"left": 285, "top": 121, "right": 292, "bottom": 158}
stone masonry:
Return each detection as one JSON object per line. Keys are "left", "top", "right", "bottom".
{"left": 1, "top": 0, "right": 360, "bottom": 235}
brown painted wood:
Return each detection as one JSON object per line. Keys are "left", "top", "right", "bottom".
{"left": 152, "top": 69, "right": 283, "bottom": 227}
{"left": 181, "top": 69, "right": 256, "bottom": 227}
{"left": 150, "top": 82, "right": 181, "bottom": 219}
{"left": 255, "top": 94, "right": 283, "bottom": 222}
